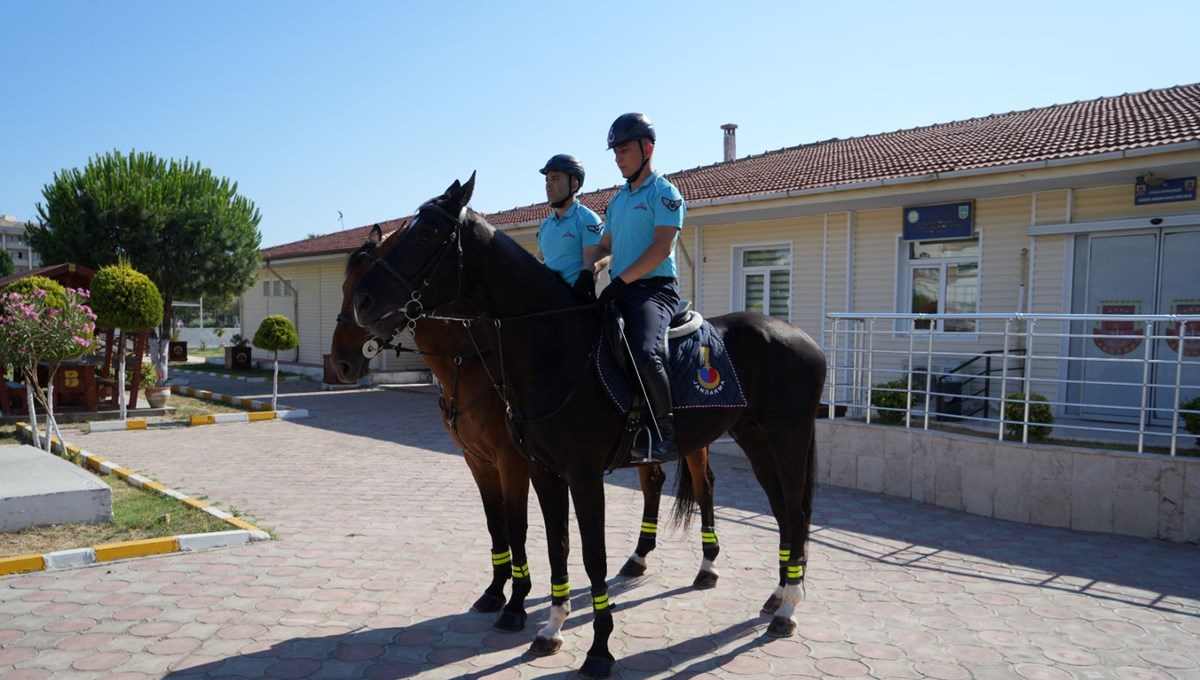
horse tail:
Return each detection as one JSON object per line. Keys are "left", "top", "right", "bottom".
{"left": 801, "top": 430, "right": 818, "bottom": 545}
{"left": 670, "top": 451, "right": 712, "bottom": 531}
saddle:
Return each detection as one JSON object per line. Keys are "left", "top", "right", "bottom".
{"left": 596, "top": 300, "right": 747, "bottom": 471}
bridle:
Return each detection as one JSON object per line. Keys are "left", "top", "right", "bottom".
{"left": 339, "top": 199, "right": 469, "bottom": 358}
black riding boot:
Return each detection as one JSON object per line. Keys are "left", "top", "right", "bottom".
{"left": 630, "top": 356, "right": 677, "bottom": 465}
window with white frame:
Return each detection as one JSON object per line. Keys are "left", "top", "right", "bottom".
{"left": 904, "top": 238, "right": 979, "bottom": 332}
{"left": 262, "top": 278, "right": 294, "bottom": 297}
{"left": 734, "top": 245, "right": 791, "bottom": 321}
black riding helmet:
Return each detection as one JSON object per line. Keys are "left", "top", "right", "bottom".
{"left": 539, "top": 154, "right": 586, "bottom": 190}
{"left": 606, "top": 113, "right": 656, "bottom": 150}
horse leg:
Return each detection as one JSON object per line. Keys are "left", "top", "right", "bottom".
{"left": 741, "top": 421, "right": 816, "bottom": 637}
{"left": 619, "top": 464, "right": 665, "bottom": 578}
{"left": 527, "top": 467, "right": 571, "bottom": 656}
{"left": 688, "top": 447, "right": 720, "bottom": 590}
{"left": 493, "top": 455, "right": 532, "bottom": 631}
{"left": 732, "top": 423, "right": 796, "bottom": 617}
{"left": 765, "top": 428, "right": 817, "bottom": 638}
{"left": 570, "top": 475, "right": 615, "bottom": 679}
{"left": 463, "top": 454, "right": 510, "bottom": 614}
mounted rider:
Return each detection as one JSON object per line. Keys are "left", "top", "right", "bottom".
{"left": 536, "top": 154, "right": 607, "bottom": 301}
{"left": 587, "top": 113, "right": 685, "bottom": 464}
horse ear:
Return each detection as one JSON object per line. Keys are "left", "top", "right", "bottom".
{"left": 368, "top": 224, "right": 383, "bottom": 244}
{"left": 444, "top": 172, "right": 476, "bottom": 210}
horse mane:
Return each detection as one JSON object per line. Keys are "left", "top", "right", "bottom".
{"left": 464, "top": 208, "right": 575, "bottom": 294}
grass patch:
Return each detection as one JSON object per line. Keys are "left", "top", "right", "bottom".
{"left": 163, "top": 393, "right": 256, "bottom": 421}
{"left": 0, "top": 474, "right": 233, "bottom": 558}
{"left": 185, "top": 346, "right": 225, "bottom": 358}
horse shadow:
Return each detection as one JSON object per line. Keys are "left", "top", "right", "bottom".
{"left": 158, "top": 579, "right": 775, "bottom": 679}
{"left": 247, "top": 382, "right": 1200, "bottom": 618}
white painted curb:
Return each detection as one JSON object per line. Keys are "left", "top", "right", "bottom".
{"left": 178, "top": 530, "right": 252, "bottom": 551}
{"left": 44, "top": 548, "right": 96, "bottom": 570}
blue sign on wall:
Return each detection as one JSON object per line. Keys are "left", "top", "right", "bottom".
{"left": 902, "top": 201, "right": 974, "bottom": 241}
{"left": 1134, "top": 176, "right": 1196, "bottom": 205}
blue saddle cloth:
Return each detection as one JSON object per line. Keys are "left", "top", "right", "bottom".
{"left": 597, "top": 320, "right": 748, "bottom": 414}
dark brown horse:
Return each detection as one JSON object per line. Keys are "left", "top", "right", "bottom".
{"left": 330, "top": 225, "right": 722, "bottom": 638}
{"left": 346, "top": 175, "right": 825, "bottom": 679}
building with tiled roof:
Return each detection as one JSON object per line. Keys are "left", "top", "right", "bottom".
{"left": 243, "top": 83, "right": 1200, "bottom": 406}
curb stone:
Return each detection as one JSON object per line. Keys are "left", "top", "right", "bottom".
{"left": 85, "top": 386, "right": 309, "bottom": 432}
{"left": 0, "top": 423, "right": 269, "bottom": 577}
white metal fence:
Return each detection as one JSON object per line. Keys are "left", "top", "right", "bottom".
{"left": 823, "top": 312, "right": 1200, "bottom": 456}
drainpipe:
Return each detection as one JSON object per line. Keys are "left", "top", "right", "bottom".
{"left": 264, "top": 261, "right": 301, "bottom": 362}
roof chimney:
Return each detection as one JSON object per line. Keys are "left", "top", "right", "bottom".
{"left": 720, "top": 123, "right": 738, "bottom": 162}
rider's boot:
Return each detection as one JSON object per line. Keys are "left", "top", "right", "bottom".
{"left": 630, "top": 356, "right": 677, "bottom": 465}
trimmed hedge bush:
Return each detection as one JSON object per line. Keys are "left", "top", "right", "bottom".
{"left": 90, "top": 263, "right": 163, "bottom": 331}
{"left": 870, "top": 379, "right": 910, "bottom": 424}
{"left": 1, "top": 275, "right": 67, "bottom": 310}
{"left": 1002, "top": 392, "right": 1055, "bottom": 441}
{"left": 1180, "top": 395, "right": 1200, "bottom": 450}
{"left": 253, "top": 315, "right": 299, "bottom": 353}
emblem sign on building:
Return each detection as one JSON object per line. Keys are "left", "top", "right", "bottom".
{"left": 902, "top": 201, "right": 975, "bottom": 241}
{"left": 1134, "top": 176, "right": 1196, "bottom": 205}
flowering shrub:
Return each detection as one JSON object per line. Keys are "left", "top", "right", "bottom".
{"left": 0, "top": 287, "right": 97, "bottom": 370}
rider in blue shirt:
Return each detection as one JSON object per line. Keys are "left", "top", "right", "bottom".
{"left": 587, "top": 113, "right": 685, "bottom": 464}
{"left": 537, "top": 154, "right": 605, "bottom": 300}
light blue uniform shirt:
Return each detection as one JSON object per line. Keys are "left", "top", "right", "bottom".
{"left": 537, "top": 199, "right": 603, "bottom": 285}
{"left": 605, "top": 171, "right": 685, "bottom": 280}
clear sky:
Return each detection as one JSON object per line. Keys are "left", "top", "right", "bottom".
{"left": 3, "top": 1, "right": 1197, "bottom": 248}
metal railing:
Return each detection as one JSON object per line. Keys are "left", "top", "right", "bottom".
{"left": 824, "top": 312, "right": 1200, "bottom": 456}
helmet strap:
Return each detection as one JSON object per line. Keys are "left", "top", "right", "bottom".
{"left": 623, "top": 140, "right": 651, "bottom": 183}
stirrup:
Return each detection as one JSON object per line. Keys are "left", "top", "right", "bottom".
{"left": 629, "top": 426, "right": 675, "bottom": 465}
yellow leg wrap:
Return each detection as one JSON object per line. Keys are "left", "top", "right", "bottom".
{"left": 592, "top": 593, "right": 609, "bottom": 611}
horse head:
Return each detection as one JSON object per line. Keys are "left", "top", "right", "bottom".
{"left": 330, "top": 223, "right": 390, "bottom": 383}
{"left": 349, "top": 173, "right": 476, "bottom": 340}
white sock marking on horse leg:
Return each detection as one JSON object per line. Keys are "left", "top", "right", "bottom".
{"left": 699, "top": 558, "right": 719, "bottom": 578}
{"left": 627, "top": 553, "right": 647, "bottom": 567}
{"left": 775, "top": 583, "right": 802, "bottom": 622}
{"left": 536, "top": 601, "right": 570, "bottom": 641}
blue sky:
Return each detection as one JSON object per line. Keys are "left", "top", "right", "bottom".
{"left": 3, "top": 1, "right": 1197, "bottom": 248}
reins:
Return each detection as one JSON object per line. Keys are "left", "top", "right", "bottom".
{"left": 351, "top": 199, "right": 603, "bottom": 466}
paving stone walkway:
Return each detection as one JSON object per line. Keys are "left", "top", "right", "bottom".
{"left": 2, "top": 375, "right": 1199, "bottom": 679}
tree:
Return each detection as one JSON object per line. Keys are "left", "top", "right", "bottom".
{"left": 252, "top": 315, "right": 298, "bottom": 411}
{"left": 0, "top": 249, "right": 13, "bottom": 278}
{"left": 90, "top": 262, "right": 163, "bottom": 421}
{"left": 0, "top": 281, "right": 96, "bottom": 450}
{"left": 28, "top": 149, "right": 262, "bottom": 386}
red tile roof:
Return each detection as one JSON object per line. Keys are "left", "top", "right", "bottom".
{"left": 264, "top": 83, "right": 1200, "bottom": 261}
{"left": 260, "top": 217, "right": 411, "bottom": 262}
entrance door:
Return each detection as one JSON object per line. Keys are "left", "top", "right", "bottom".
{"left": 1076, "top": 227, "right": 1200, "bottom": 422}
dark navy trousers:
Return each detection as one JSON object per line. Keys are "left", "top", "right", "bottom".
{"left": 613, "top": 277, "right": 680, "bottom": 369}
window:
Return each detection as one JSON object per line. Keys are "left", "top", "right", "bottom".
{"left": 262, "top": 278, "right": 294, "bottom": 297}
{"left": 905, "top": 238, "right": 979, "bottom": 332}
{"left": 734, "top": 245, "right": 791, "bottom": 321}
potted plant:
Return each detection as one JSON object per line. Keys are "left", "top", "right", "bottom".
{"left": 225, "top": 333, "right": 252, "bottom": 371}
{"left": 141, "top": 363, "right": 170, "bottom": 408}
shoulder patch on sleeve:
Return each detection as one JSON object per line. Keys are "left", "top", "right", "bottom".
{"left": 586, "top": 222, "right": 604, "bottom": 235}
{"left": 662, "top": 197, "right": 682, "bottom": 212}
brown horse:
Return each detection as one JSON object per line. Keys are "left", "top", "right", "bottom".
{"left": 344, "top": 175, "right": 825, "bottom": 678}
{"left": 330, "top": 224, "right": 722, "bottom": 637}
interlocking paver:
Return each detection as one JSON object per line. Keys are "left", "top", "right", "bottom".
{"left": 3, "top": 374, "right": 1200, "bottom": 678}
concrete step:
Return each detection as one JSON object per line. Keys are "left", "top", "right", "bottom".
{"left": 0, "top": 444, "right": 112, "bottom": 533}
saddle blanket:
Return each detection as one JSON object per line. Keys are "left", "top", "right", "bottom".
{"left": 597, "top": 320, "right": 748, "bottom": 414}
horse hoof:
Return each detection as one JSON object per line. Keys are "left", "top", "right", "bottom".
{"left": 528, "top": 636, "right": 562, "bottom": 657}
{"left": 580, "top": 653, "right": 615, "bottom": 679}
{"left": 472, "top": 592, "right": 505, "bottom": 613}
{"left": 493, "top": 610, "right": 527, "bottom": 632}
{"left": 619, "top": 559, "right": 646, "bottom": 578}
{"left": 761, "top": 594, "right": 782, "bottom": 614}
{"left": 767, "top": 615, "right": 797, "bottom": 637}
{"left": 692, "top": 570, "right": 719, "bottom": 590}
